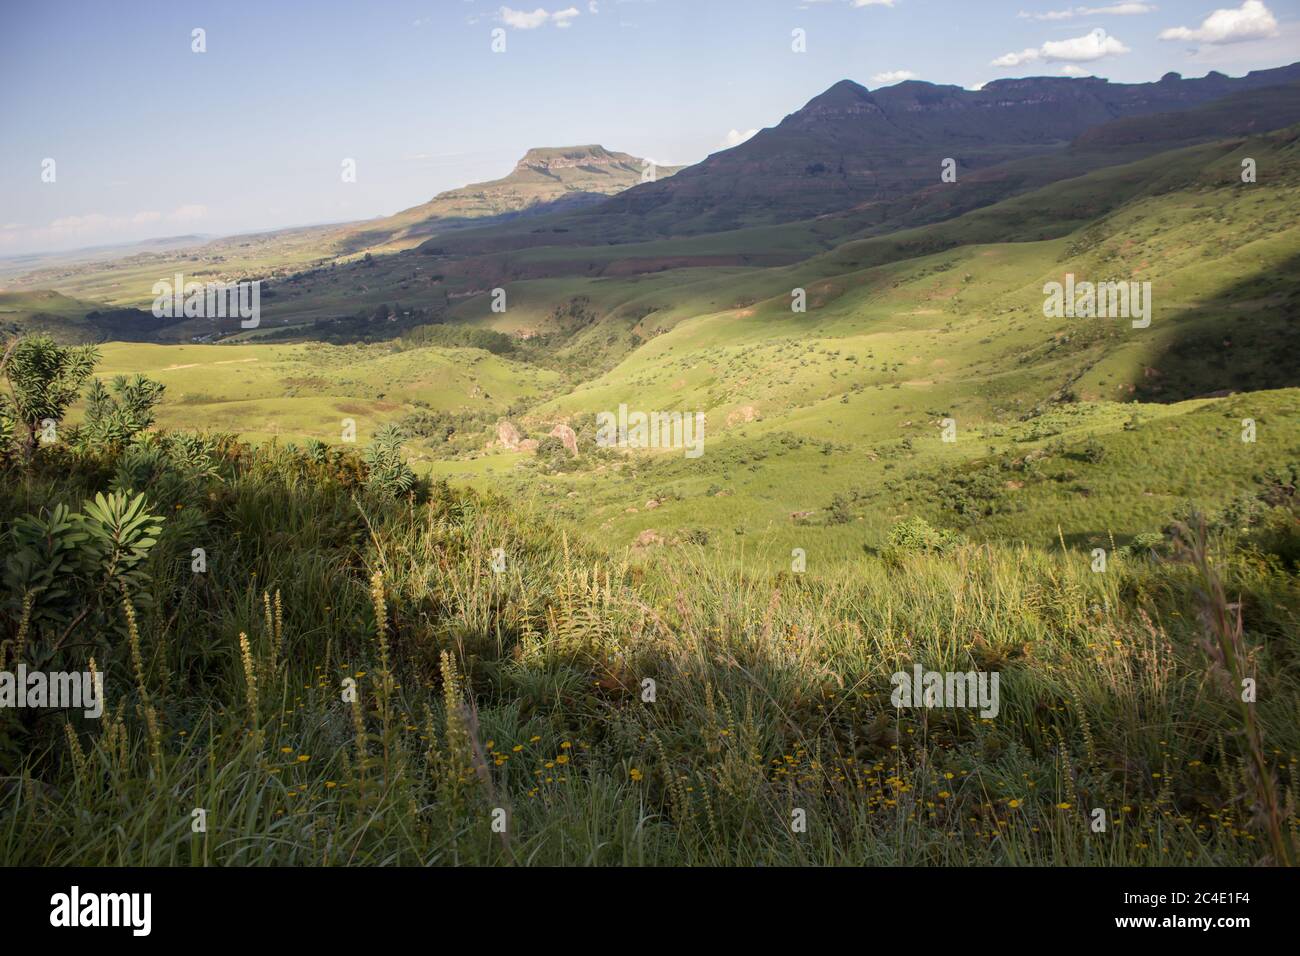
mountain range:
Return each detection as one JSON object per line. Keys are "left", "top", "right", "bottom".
{"left": 5, "top": 63, "right": 1300, "bottom": 350}
{"left": 567, "top": 62, "right": 1300, "bottom": 236}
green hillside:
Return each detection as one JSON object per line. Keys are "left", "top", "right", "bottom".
{"left": 402, "top": 124, "right": 1300, "bottom": 563}
{"left": 4, "top": 67, "right": 1300, "bottom": 873}
{"left": 81, "top": 341, "right": 561, "bottom": 447}
{"left": 26, "top": 122, "right": 1296, "bottom": 567}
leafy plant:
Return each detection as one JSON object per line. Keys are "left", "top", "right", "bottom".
{"left": 364, "top": 425, "right": 416, "bottom": 498}
{"left": 1, "top": 491, "right": 164, "bottom": 660}
{"left": 0, "top": 336, "right": 99, "bottom": 453}
{"left": 77, "top": 373, "right": 165, "bottom": 449}
{"left": 2, "top": 503, "right": 87, "bottom": 636}
{"left": 883, "top": 515, "right": 963, "bottom": 560}
{"left": 75, "top": 491, "right": 165, "bottom": 600}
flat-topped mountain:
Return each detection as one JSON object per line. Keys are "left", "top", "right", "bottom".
{"left": 511, "top": 145, "right": 649, "bottom": 177}
{"left": 338, "top": 145, "right": 681, "bottom": 253}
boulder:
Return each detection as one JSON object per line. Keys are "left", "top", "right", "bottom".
{"left": 726, "top": 405, "right": 758, "bottom": 427}
{"left": 549, "top": 423, "right": 579, "bottom": 457}
{"left": 497, "top": 420, "right": 522, "bottom": 450}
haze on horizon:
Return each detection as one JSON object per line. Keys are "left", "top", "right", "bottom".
{"left": 2, "top": 0, "right": 1298, "bottom": 256}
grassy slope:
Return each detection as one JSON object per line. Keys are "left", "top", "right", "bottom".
{"left": 0, "top": 151, "right": 680, "bottom": 316}
{"left": 3, "top": 441, "right": 1295, "bottom": 865}
{"left": 8, "top": 127, "right": 1299, "bottom": 572}
{"left": 422, "top": 127, "right": 1300, "bottom": 564}
{"left": 1, "top": 224, "right": 349, "bottom": 306}
{"left": 84, "top": 341, "right": 561, "bottom": 447}
{"left": 0, "top": 289, "right": 106, "bottom": 339}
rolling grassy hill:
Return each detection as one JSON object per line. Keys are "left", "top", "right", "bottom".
{"left": 82, "top": 341, "right": 561, "bottom": 448}
{"left": 5, "top": 64, "right": 1300, "bottom": 872}
{"left": 31, "top": 119, "right": 1291, "bottom": 573}
{"left": 6, "top": 72, "right": 1299, "bottom": 574}
{"left": 0, "top": 145, "right": 677, "bottom": 315}
{"left": 411, "top": 123, "right": 1300, "bottom": 563}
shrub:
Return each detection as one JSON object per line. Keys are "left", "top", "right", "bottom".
{"left": 76, "top": 374, "right": 165, "bottom": 449}
{"left": 1078, "top": 437, "right": 1107, "bottom": 464}
{"left": 2, "top": 491, "right": 164, "bottom": 659}
{"left": 826, "top": 493, "right": 854, "bottom": 525}
{"left": 0, "top": 336, "right": 99, "bottom": 453}
{"left": 364, "top": 426, "right": 418, "bottom": 499}
{"left": 882, "top": 515, "right": 963, "bottom": 561}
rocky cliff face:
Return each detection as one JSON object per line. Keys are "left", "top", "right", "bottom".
{"left": 593, "top": 63, "right": 1300, "bottom": 233}
{"left": 513, "top": 145, "right": 643, "bottom": 175}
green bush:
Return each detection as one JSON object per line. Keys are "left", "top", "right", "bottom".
{"left": 0, "top": 336, "right": 98, "bottom": 453}
{"left": 364, "top": 425, "right": 419, "bottom": 499}
{"left": 882, "top": 515, "right": 964, "bottom": 561}
{"left": 76, "top": 374, "right": 165, "bottom": 450}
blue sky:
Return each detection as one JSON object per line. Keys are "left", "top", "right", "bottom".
{"left": 2, "top": 0, "right": 1298, "bottom": 255}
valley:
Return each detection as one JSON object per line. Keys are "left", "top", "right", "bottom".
{"left": 4, "top": 26, "right": 1299, "bottom": 872}
{"left": 16, "top": 85, "right": 1293, "bottom": 569}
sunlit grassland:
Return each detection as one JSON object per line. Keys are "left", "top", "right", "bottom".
{"left": 80, "top": 341, "right": 560, "bottom": 446}
{"left": 28, "top": 123, "right": 1293, "bottom": 575}
{"left": 443, "top": 387, "right": 1297, "bottom": 572}
{"left": 2, "top": 439, "right": 1295, "bottom": 865}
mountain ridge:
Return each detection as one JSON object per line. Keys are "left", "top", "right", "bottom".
{"left": 592, "top": 62, "right": 1300, "bottom": 233}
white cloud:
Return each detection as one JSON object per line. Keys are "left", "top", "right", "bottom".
{"left": 993, "top": 27, "right": 1130, "bottom": 66}
{"left": 852, "top": 0, "right": 897, "bottom": 7}
{"left": 1060, "top": 64, "right": 1091, "bottom": 75}
{"left": 992, "top": 48, "right": 1042, "bottom": 67}
{"left": 1043, "top": 27, "right": 1129, "bottom": 59}
{"left": 499, "top": 7, "right": 551, "bottom": 29}
{"left": 1018, "top": 4, "right": 1155, "bottom": 20}
{"left": 170, "top": 204, "right": 208, "bottom": 222}
{"left": 1159, "top": 0, "right": 1278, "bottom": 44}
{"left": 1173, "top": 18, "right": 1300, "bottom": 65}
{"left": 48, "top": 213, "right": 110, "bottom": 232}
{"left": 588, "top": 0, "right": 598, "bottom": 12}
{"left": 871, "top": 69, "right": 917, "bottom": 83}
{"left": 722, "top": 128, "right": 758, "bottom": 148}
{"left": 498, "top": 5, "right": 583, "bottom": 29}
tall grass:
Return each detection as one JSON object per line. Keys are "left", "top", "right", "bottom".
{"left": 0, "top": 438, "right": 1296, "bottom": 865}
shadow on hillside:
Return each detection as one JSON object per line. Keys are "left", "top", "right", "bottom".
{"left": 337, "top": 190, "right": 614, "bottom": 257}
{"left": 1130, "top": 252, "right": 1300, "bottom": 402}
{"left": 1060, "top": 530, "right": 1142, "bottom": 550}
